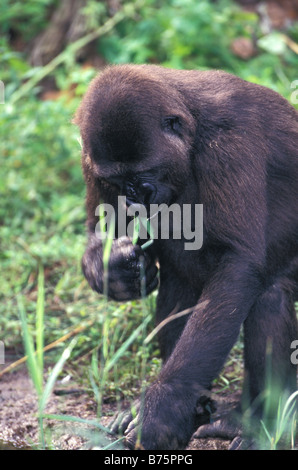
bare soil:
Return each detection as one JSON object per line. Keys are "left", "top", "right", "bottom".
{"left": 0, "top": 365, "right": 237, "bottom": 450}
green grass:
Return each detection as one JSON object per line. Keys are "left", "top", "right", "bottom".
{"left": 16, "top": 261, "right": 158, "bottom": 449}
{"left": 260, "top": 391, "right": 297, "bottom": 450}
{"left": 18, "top": 267, "right": 79, "bottom": 448}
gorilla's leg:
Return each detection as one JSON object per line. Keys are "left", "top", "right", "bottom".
{"left": 195, "top": 279, "right": 297, "bottom": 447}
{"left": 242, "top": 279, "right": 297, "bottom": 420}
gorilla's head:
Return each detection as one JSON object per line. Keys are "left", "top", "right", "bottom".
{"left": 74, "top": 65, "right": 197, "bottom": 211}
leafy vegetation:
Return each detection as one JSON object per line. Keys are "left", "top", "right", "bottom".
{"left": 98, "top": 0, "right": 298, "bottom": 94}
{"left": 0, "top": 0, "right": 297, "bottom": 449}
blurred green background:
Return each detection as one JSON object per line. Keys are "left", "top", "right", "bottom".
{"left": 0, "top": 0, "right": 297, "bottom": 395}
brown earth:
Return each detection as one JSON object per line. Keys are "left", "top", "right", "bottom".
{"left": 0, "top": 366, "right": 237, "bottom": 450}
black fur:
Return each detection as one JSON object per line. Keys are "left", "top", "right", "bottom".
{"left": 74, "top": 65, "right": 298, "bottom": 449}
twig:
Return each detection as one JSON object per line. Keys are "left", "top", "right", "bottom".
{"left": 144, "top": 300, "right": 210, "bottom": 345}
{"left": 282, "top": 34, "right": 298, "bottom": 55}
{"left": 0, "top": 320, "right": 93, "bottom": 378}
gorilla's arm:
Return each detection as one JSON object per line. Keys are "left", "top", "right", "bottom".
{"left": 124, "top": 254, "right": 262, "bottom": 449}
{"left": 81, "top": 170, "right": 158, "bottom": 301}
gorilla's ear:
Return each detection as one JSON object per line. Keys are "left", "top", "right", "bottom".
{"left": 162, "top": 116, "right": 182, "bottom": 136}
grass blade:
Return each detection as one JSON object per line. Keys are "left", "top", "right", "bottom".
{"left": 104, "top": 314, "right": 151, "bottom": 372}
{"left": 39, "top": 338, "right": 77, "bottom": 413}
{"left": 36, "top": 264, "right": 45, "bottom": 375}
{"left": 18, "top": 296, "right": 43, "bottom": 396}
{"left": 42, "top": 413, "right": 112, "bottom": 433}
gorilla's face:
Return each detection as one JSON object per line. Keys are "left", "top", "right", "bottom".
{"left": 77, "top": 69, "right": 196, "bottom": 212}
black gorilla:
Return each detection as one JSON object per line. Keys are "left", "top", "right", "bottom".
{"left": 74, "top": 64, "right": 298, "bottom": 449}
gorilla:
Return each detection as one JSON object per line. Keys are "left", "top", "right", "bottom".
{"left": 74, "top": 64, "right": 298, "bottom": 450}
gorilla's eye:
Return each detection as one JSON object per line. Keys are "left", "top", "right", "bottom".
{"left": 162, "top": 116, "right": 182, "bottom": 136}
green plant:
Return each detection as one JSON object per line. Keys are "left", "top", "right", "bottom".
{"left": 0, "top": 0, "right": 57, "bottom": 40}
{"left": 240, "top": 344, "right": 297, "bottom": 450}
{"left": 98, "top": 0, "right": 298, "bottom": 99}
{"left": 260, "top": 391, "right": 297, "bottom": 450}
{"left": 18, "top": 265, "right": 78, "bottom": 448}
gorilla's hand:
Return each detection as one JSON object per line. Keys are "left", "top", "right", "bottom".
{"left": 110, "top": 388, "right": 214, "bottom": 450}
{"left": 82, "top": 236, "right": 158, "bottom": 301}
{"left": 123, "top": 383, "right": 208, "bottom": 450}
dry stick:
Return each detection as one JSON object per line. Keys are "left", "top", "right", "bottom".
{"left": 10, "top": 0, "right": 145, "bottom": 105}
{"left": 1, "top": 303, "right": 207, "bottom": 376}
{"left": 0, "top": 320, "right": 94, "bottom": 378}
{"left": 144, "top": 301, "right": 210, "bottom": 345}
{"left": 281, "top": 34, "right": 298, "bottom": 55}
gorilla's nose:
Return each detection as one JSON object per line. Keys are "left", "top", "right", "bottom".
{"left": 125, "top": 182, "right": 156, "bottom": 208}
{"left": 141, "top": 182, "right": 156, "bottom": 207}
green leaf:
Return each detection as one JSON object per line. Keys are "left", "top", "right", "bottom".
{"left": 39, "top": 338, "right": 77, "bottom": 413}
{"left": 18, "top": 297, "right": 43, "bottom": 396}
{"left": 258, "top": 33, "right": 287, "bottom": 55}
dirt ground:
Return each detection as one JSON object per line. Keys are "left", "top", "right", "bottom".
{"left": 0, "top": 366, "right": 237, "bottom": 450}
